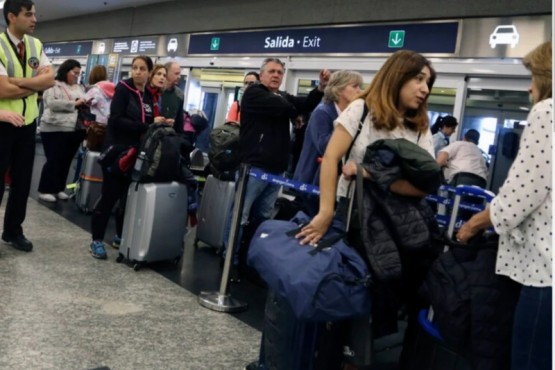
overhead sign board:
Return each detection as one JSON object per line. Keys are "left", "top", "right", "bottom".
{"left": 112, "top": 37, "right": 159, "bottom": 54}
{"left": 43, "top": 41, "right": 92, "bottom": 57}
{"left": 188, "top": 22, "right": 459, "bottom": 55}
{"left": 92, "top": 40, "right": 113, "bottom": 55}
{"left": 158, "top": 34, "right": 188, "bottom": 57}
{"left": 459, "top": 15, "right": 551, "bottom": 58}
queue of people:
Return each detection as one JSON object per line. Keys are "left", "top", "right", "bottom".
{"left": 0, "top": 2, "right": 550, "bottom": 367}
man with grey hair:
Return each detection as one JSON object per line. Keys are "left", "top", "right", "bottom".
{"left": 224, "top": 57, "right": 330, "bottom": 275}
{"left": 160, "top": 60, "right": 184, "bottom": 134}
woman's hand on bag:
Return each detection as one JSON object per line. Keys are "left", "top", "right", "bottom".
{"left": 296, "top": 212, "right": 333, "bottom": 246}
{"left": 75, "top": 98, "right": 87, "bottom": 107}
{"left": 456, "top": 209, "right": 491, "bottom": 243}
{"left": 456, "top": 222, "right": 478, "bottom": 244}
{"left": 0, "top": 110, "right": 25, "bottom": 127}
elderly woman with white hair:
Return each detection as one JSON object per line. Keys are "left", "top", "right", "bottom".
{"left": 293, "top": 70, "right": 363, "bottom": 216}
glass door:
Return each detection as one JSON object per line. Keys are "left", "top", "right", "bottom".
{"left": 195, "top": 86, "right": 222, "bottom": 152}
{"left": 461, "top": 79, "right": 531, "bottom": 189}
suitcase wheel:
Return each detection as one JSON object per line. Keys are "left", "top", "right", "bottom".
{"left": 116, "top": 253, "right": 124, "bottom": 263}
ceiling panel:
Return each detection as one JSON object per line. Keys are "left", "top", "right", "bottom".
{"left": 0, "top": 0, "right": 174, "bottom": 26}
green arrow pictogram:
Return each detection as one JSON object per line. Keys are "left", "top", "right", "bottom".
{"left": 210, "top": 37, "right": 220, "bottom": 51}
{"left": 388, "top": 30, "right": 405, "bottom": 48}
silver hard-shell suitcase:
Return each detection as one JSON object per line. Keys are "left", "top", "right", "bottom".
{"left": 75, "top": 150, "right": 103, "bottom": 213}
{"left": 195, "top": 175, "right": 235, "bottom": 249}
{"left": 117, "top": 182, "right": 187, "bottom": 270}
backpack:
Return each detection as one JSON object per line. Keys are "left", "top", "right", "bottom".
{"left": 208, "top": 122, "right": 240, "bottom": 180}
{"left": 132, "top": 123, "right": 183, "bottom": 183}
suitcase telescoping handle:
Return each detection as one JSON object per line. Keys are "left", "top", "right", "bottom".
{"left": 446, "top": 185, "right": 495, "bottom": 242}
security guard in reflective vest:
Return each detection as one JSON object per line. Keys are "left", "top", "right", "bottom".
{"left": 0, "top": 0, "right": 54, "bottom": 252}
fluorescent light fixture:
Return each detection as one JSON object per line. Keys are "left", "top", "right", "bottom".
{"left": 0, "top": 1, "right": 5, "bottom": 8}
{"left": 519, "top": 106, "right": 530, "bottom": 111}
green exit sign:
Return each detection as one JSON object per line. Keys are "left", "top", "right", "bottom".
{"left": 388, "top": 30, "right": 405, "bottom": 48}
{"left": 210, "top": 37, "right": 220, "bottom": 51}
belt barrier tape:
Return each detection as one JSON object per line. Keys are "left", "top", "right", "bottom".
{"left": 249, "top": 169, "right": 492, "bottom": 221}
{"left": 248, "top": 168, "right": 320, "bottom": 195}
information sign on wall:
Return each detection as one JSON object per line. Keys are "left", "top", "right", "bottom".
{"left": 112, "top": 37, "right": 159, "bottom": 54}
{"left": 188, "top": 22, "right": 459, "bottom": 55}
{"left": 43, "top": 41, "right": 92, "bottom": 56}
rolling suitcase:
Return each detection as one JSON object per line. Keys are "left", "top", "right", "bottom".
{"left": 75, "top": 150, "right": 103, "bottom": 213}
{"left": 117, "top": 182, "right": 187, "bottom": 270}
{"left": 194, "top": 175, "right": 235, "bottom": 250}
{"left": 255, "top": 178, "right": 363, "bottom": 370}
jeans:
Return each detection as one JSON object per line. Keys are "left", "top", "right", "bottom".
{"left": 511, "top": 286, "right": 552, "bottom": 370}
{"left": 223, "top": 168, "right": 281, "bottom": 264}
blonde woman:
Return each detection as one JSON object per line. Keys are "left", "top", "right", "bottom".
{"left": 457, "top": 41, "right": 552, "bottom": 370}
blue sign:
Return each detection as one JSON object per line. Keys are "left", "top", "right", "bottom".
{"left": 43, "top": 41, "right": 92, "bottom": 56}
{"left": 188, "top": 22, "right": 459, "bottom": 55}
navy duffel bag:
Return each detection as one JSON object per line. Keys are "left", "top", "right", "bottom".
{"left": 247, "top": 211, "right": 371, "bottom": 322}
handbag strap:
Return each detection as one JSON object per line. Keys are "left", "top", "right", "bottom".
{"left": 344, "top": 103, "right": 369, "bottom": 163}
{"left": 285, "top": 224, "right": 306, "bottom": 237}
{"left": 355, "top": 163, "right": 365, "bottom": 233}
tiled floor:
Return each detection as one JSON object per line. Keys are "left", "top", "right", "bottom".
{"left": 0, "top": 143, "right": 403, "bottom": 369}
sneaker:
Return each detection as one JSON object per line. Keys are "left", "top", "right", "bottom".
{"left": 112, "top": 235, "right": 122, "bottom": 249}
{"left": 89, "top": 240, "right": 107, "bottom": 259}
{"left": 38, "top": 193, "right": 56, "bottom": 203}
{"left": 57, "top": 191, "right": 69, "bottom": 200}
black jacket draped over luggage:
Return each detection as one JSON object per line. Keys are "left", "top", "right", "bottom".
{"left": 354, "top": 139, "right": 443, "bottom": 337}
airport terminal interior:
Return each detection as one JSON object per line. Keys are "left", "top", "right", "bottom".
{"left": 0, "top": 0, "right": 552, "bottom": 369}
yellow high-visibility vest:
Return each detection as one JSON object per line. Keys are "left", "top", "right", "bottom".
{"left": 0, "top": 33, "right": 43, "bottom": 125}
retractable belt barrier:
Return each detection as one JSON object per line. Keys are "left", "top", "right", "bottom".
{"left": 198, "top": 168, "right": 495, "bottom": 314}
{"left": 198, "top": 166, "right": 320, "bottom": 313}
{"left": 248, "top": 168, "right": 320, "bottom": 195}
{"left": 425, "top": 185, "right": 495, "bottom": 228}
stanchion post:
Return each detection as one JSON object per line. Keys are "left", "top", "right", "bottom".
{"left": 198, "top": 164, "right": 250, "bottom": 313}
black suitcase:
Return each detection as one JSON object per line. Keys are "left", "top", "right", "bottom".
{"left": 258, "top": 290, "right": 343, "bottom": 370}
